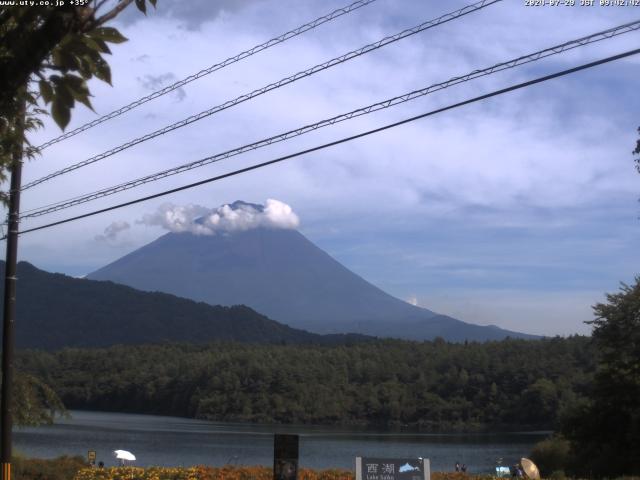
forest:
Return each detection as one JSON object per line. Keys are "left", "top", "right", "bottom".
{"left": 17, "top": 336, "right": 594, "bottom": 431}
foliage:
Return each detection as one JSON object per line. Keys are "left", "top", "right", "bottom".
{"left": 561, "top": 278, "right": 640, "bottom": 477}
{"left": 529, "top": 436, "right": 571, "bottom": 478}
{"left": 12, "top": 372, "right": 66, "bottom": 426}
{"left": 18, "top": 336, "right": 595, "bottom": 430}
{"left": 0, "top": 0, "right": 156, "bottom": 189}
{"left": 13, "top": 454, "right": 87, "bottom": 480}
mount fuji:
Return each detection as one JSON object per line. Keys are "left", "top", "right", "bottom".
{"left": 88, "top": 201, "right": 536, "bottom": 341}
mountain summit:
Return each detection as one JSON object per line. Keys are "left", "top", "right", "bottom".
{"left": 88, "top": 201, "right": 536, "bottom": 341}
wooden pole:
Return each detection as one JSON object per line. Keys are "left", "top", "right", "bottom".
{"left": 1, "top": 96, "right": 25, "bottom": 480}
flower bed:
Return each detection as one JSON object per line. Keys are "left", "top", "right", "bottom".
{"left": 73, "top": 466, "right": 497, "bottom": 480}
{"left": 73, "top": 466, "right": 352, "bottom": 480}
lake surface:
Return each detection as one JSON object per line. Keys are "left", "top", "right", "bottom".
{"left": 15, "top": 411, "right": 548, "bottom": 473}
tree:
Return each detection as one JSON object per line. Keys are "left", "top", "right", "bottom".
{"left": 0, "top": 372, "right": 66, "bottom": 426}
{"left": 12, "top": 374, "right": 65, "bottom": 426}
{"left": 0, "top": 0, "right": 157, "bottom": 429}
{"left": 561, "top": 278, "right": 640, "bottom": 477}
{"left": 0, "top": 0, "right": 157, "bottom": 193}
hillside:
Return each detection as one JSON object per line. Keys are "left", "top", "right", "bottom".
{"left": 0, "top": 261, "right": 368, "bottom": 349}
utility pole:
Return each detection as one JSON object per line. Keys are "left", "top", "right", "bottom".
{"left": 1, "top": 97, "right": 25, "bottom": 480}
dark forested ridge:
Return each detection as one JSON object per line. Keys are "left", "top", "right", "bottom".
{"left": 0, "top": 261, "right": 370, "bottom": 349}
{"left": 17, "top": 336, "right": 594, "bottom": 430}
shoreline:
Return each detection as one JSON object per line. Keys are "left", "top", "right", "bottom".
{"left": 56, "top": 408, "right": 554, "bottom": 436}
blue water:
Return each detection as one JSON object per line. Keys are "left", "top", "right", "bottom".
{"left": 14, "top": 410, "right": 548, "bottom": 473}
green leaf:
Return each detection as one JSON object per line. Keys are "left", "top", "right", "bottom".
{"left": 51, "top": 47, "right": 78, "bottom": 70}
{"left": 63, "top": 74, "right": 84, "bottom": 90}
{"left": 90, "top": 27, "right": 128, "bottom": 44}
{"left": 95, "top": 39, "right": 111, "bottom": 55}
{"left": 81, "top": 35, "right": 100, "bottom": 51}
{"left": 63, "top": 75, "right": 94, "bottom": 111}
{"left": 54, "top": 82, "right": 74, "bottom": 109}
{"left": 39, "top": 80, "right": 54, "bottom": 104}
{"left": 73, "top": 93, "right": 93, "bottom": 111}
{"left": 77, "top": 49, "right": 102, "bottom": 79}
{"left": 76, "top": 56, "right": 93, "bottom": 79}
{"left": 51, "top": 98, "right": 71, "bottom": 131}
{"left": 65, "top": 38, "right": 93, "bottom": 57}
{"left": 93, "top": 57, "right": 112, "bottom": 85}
{"left": 81, "top": 35, "right": 111, "bottom": 55}
{"left": 97, "top": 39, "right": 112, "bottom": 54}
{"left": 135, "top": 0, "right": 147, "bottom": 14}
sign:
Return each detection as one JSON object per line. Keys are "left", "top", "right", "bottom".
{"left": 496, "top": 466, "right": 511, "bottom": 478}
{"left": 274, "top": 434, "right": 298, "bottom": 480}
{"left": 87, "top": 450, "right": 96, "bottom": 465}
{"left": 356, "top": 457, "right": 430, "bottom": 480}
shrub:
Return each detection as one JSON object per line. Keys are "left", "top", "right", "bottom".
{"left": 529, "top": 436, "right": 571, "bottom": 477}
{"left": 548, "top": 470, "right": 565, "bottom": 480}
{"left": 13, "top": 455, "right": 87, "bottom": 480}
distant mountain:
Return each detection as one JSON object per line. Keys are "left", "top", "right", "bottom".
{"left": 88, "top": 201, "right": 537, "bottom": 341}
{"left": 0, "top": 261, "right": 369, "bottom": 350}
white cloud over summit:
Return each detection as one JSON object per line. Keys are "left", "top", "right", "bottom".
{"left": 138, "top": 199, "right": 300, "bottom": 235}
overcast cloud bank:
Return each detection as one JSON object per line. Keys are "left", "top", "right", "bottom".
{"left": 8, "top": 1, "right": 639, "bottom": 335}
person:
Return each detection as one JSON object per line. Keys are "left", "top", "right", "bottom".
{"left": 461, "top": 464, "right": 467, "bottom": 473}
{"left": 98, "top": 461, "right": 104, "bottom": 469}
{"left": 455, "top": 462, "right": 460, "bottom": 472}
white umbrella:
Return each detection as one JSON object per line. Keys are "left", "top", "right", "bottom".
{"left": 114, "top": 450, "right": 136, "bottom": 464}
{"left": 520, "top": 458, "right": 540, "bottom": 480}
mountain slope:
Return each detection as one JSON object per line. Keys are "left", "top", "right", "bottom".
{"left": 88, "top": 220, "right": 536, "bottom": 341}
{"left": 0, "top": 261, "right": 368, "bottom": 350}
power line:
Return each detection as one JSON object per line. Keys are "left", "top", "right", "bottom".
{"left": 21, "top": 0, "right": 502, "bottom": 192}
{"left": 35, "top": 0, "right": 379, "bottom": 151}
{"left": 11, "top": 47, "right": 639, "bottom": 239}
{"left": 19, "top": 19, "right": 640, "bottom": 220}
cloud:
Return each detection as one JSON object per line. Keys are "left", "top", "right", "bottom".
{"left": 138, "top": 73, "right": 175, "bottom": 90}
{"left": 137, "top": 73, "right": 186, "bottom": 101}
{"left": 115, "top": 0, "right": 259, "bottom": 30}
{"left": 95, "top": 221, "right": 131, "bottom": 243}
{"left": 138, "top": 199, "right": 299, "bottom": 235}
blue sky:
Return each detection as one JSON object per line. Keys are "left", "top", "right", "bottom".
{"left": 8, "top": 0, "right": 640, "bottom": 336}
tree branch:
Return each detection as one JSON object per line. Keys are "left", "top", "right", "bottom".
{"left": 93, "top": 0, "right": 135, "bottom": 28}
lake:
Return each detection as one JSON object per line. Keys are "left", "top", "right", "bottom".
{"left": 14, "top": 411, "right": 548, "bottom": 473}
